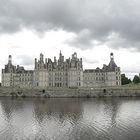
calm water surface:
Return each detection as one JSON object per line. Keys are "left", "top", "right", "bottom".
{"left": 0, "top": 97, "right": 140, "bottom": 140}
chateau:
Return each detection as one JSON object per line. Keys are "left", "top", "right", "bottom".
{"left": 1, "top": 52, "right": 121, "bottom": 88}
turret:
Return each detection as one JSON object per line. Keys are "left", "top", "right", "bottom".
{"left": 59, "top": 50, "right": 64, "bottom": 62}
{"left": 40, "top": 53, "right": 44, "bottom": 62}
{"left": 110, "top": 52, "right": 114, "bottom": 61}
{"left": 8, "top": 55, "right": 12, "bottom": 65}
{"left": 54, "top": 57, "right": 57, "bottom": 63}
{"left": 34, "top": 58, "right": 37, "bottom": 69}
{"left": 72, "top": 52, "right": 77, "bottom": 59}
{"left": 80, "top": 58, "right": 83, "bottom": 68}
{"left": 108, "top": 52, "right": 117, "bottom": 71}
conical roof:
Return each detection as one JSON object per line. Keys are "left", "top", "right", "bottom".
{"left": 108, "top": 59, "right": 117, "bottom": 71}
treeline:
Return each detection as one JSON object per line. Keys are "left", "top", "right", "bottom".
{"left": 121, "top": 74, "right": 140, "bottom": 85}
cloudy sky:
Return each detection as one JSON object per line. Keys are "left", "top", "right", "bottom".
{"left": 0, "top": 0, "right": 140, "bottom": 80}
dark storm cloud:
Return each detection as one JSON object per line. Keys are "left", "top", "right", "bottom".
{"left": 1, "top": 0, "right": 140, "bottom": 49}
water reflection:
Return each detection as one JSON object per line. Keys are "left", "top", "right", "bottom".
{"left": 0, "top": 97, "right": 140, "bottom": 140}
{"left": 33, "top": 98, "right": 82, "bottom": 123}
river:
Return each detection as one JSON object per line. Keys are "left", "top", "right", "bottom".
{"left": 0, "top": 97, "right": 140, "bottom": 140}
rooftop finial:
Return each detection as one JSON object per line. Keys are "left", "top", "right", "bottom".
{"left": 110, "top": 52, "right": 114, "bottom": 61}
{"left": 60, "top": 50, "right": 62, "bottom": 56}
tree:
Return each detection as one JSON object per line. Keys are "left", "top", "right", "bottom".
{"left": 121, "top": 74, "right": 132, "bottom": 85}
{"left": 133, "top": 75, "right": 140, "bottom": 84}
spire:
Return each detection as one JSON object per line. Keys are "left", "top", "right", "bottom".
{"left": 8, "top": 55, "right": 12, "bottom": 65}
{"left": 59, "top": 50, "right": 62, "bottom": 57}
{"left": 59, "top": 50, "right": 64, "bottom": 62}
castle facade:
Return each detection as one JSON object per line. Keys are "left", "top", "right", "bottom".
{"left": 1, "top": 52, "right": 121, "bottom": 88}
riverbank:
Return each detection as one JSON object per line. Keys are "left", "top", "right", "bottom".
{"left": 1, "top": 86, "right": 140, "bottom": 97}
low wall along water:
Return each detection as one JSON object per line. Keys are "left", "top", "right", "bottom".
{"left": 0, "top": 86, "right": 140, "bottom": 97}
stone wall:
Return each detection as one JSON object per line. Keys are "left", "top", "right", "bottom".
{"left": 0, "top": 87, "right": 140, "bottom": 97}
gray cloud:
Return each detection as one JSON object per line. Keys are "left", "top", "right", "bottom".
{"left": 1, "top": 0, "right": 140, "bottom": 50}
{"left": 16, "top": 55, "right": 33, "bottom": 66}
{"left": 83, "top": 57, "right": 99, "bottom": 64}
